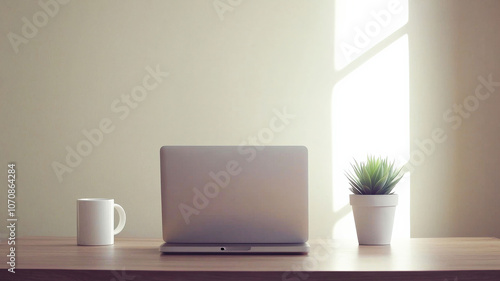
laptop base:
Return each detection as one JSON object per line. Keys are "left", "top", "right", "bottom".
{"left": 159, "top": 242, "right": 309, "bottom": 254}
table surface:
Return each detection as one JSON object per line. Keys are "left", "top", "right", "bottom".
{"left": 2, "top": 236, "right": 500, "bottom": 280}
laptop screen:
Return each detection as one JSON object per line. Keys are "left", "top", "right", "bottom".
{"left": 160, "top": 146, "right": 308, "bottom": 244}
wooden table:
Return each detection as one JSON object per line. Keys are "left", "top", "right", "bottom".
{"left": 1, "top": 237, "right": 500, "bottom": 280}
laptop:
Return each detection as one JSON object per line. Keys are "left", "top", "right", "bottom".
{"left": 159, "top": 146, "right": 309, "bottom": 254}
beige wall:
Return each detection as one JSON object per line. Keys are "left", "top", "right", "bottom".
{"left": 410, "top": 0, "right": 500, "bottom": 237}
{"left": 0, "top": 0, "right": 335, "bottom": 239}
{"left": 0, "top": 0, "right": 499, "bottom": 240}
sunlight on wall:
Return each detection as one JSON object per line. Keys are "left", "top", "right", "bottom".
{"left": 334, "top": 0, "right": 408, "bottom": 70}
{"left": 332, "top": 0, "right": 409, "bottom": 239}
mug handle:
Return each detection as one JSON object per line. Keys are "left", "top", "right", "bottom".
{"left": 113, "top": 204, "right": 126, "bottom": 235}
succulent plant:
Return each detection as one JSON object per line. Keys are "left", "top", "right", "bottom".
{"left": 345, "top": 156, "right": 404, "bottom": 195}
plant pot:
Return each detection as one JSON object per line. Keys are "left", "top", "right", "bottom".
{"left": 349, "top": 194, "right": 398, "bottom": 245}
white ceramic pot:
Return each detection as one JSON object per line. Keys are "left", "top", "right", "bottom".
{"left": 349, "top": 194, "right": 398, "bottom": 245}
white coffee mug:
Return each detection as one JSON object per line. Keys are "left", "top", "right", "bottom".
{"left": 77, "top": 198, "right": 126, "bottom": 246}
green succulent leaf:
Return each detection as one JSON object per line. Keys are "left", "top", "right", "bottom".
{"left": 345, "top": 155, "right": 405, "bottom": 195}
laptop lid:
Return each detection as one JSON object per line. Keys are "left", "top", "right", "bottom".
{"left": 160, "top": 146, "right": 308, "bottom": 244}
